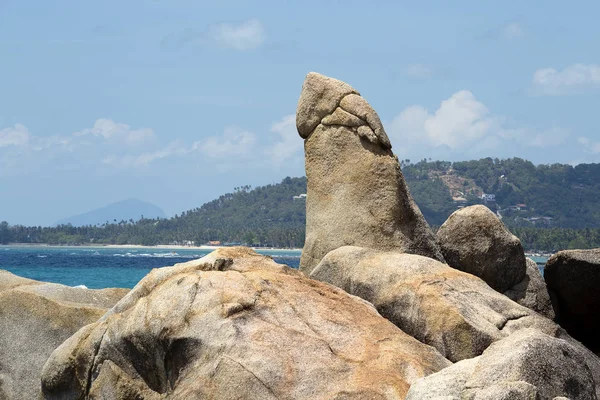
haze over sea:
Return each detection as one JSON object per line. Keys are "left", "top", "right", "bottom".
{"left": 0, "top": 246, "right": 301, "bottom": 289}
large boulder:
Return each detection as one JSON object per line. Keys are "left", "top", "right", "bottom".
{"left": 0, "top": 270, "right": 128, "bottom": 400}
{"left": 545, "top": 249, "right": 600, "bottom": 352}
{"left": 296, "top": 72, "right": 444, "bottom": 274}
{"left": 437, "top": 204, "right": 526, "bottom": 293}
{"left": 504, "top": 257, "right": 555, "bottom": 319}
{"left": 406, "top": 329, "right": 597, "bottom": 400}
{"left": 310, "top": 246, "right": 557, "bottom": 363}
{"left": 41, "top": 247, "right": 450, "bottom": 400}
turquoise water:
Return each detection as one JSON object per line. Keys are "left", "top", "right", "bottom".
{"left": 0, "top": 246, "right": 548, "bottom": 289}
{"left": 0, "top": 246, "right": 301, "bottom": 289}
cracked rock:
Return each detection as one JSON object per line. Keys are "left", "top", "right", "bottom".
{"left": 505, "top": 257, "right": 555, "bottom": 319}
{"left": 407, "top": 329, "right": 597, "bottom": 400}
{"left": 41, "top": 247, "right": 450, "bottom": 400}
{"left": 310, "top": 246, "right": 562, "bottom": 362}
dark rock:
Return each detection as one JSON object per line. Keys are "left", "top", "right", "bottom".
{"left": 545, "top": 249, "right": 600, "bottom": 352}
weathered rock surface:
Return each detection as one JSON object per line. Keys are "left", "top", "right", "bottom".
{"left": 406, "top": 329, "right": 597, "bottom": 400}
{"left": 296, "top": 72, "right": 444, "bottom": 274}
{"left": 437, "top": 204, "right": 527, "bottom": 292}
{"left": 504, "top": 257, "right": 555, "bottom": 319}
{"left": 310, "top": 246, "right": 558, "bottom": 362}
{"left": 545, "top": 249, "right": 600, "bottom": 352}
{"left": 41, "top": 247, "right": 450, "bottom": 400}
{"left": 0, "top": 270, "right": 128, "bottom": 400}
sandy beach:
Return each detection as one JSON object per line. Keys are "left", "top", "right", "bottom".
{"left": 2, "top": 243, "right": 302, "bottom": 252}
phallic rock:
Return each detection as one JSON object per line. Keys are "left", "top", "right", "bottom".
{"left": 504, "top": 257, "right": 555, "bottom": 319}
{"left": 545, "top": 249, "right": 600, "bottom": 352}
{"left": 296, "top": 72, "right": 444, "bottom": 274}
{"left": 41, "top": 247, "right": 450, "bottom": 400}
{"left": 0, "top": 270, "right": 128, "bottom": 400}
{"left": 310, "top": 246, "right": 558, "bottom": 363}
{"left": 406, "top": 329, "right": 597, "bottom": 400}
{"left": 437, "top": 204, "right": 527, "bottom": 293}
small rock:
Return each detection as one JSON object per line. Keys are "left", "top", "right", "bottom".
{"left": 437, "top": 204, "right": 526, "bottom": 292}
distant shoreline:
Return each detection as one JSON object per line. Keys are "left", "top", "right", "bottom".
{"left": 0, "top": 243, "right": 302, "bottom": 252}
{"left": 2, "top": 243, "right": 549, "bottom": 257}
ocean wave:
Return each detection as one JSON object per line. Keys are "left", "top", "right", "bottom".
{"left": 73, "top": 284, "right": 88, "bottom": 289}
{"left": 112, "top": 252, "right": 190, "bottom": 259}
{"left": 37, "top": 255, "right": 48, "bottom": 258}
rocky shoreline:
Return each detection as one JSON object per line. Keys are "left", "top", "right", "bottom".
{"left": 2, "top": 73, "right": 599, "bottom": 399}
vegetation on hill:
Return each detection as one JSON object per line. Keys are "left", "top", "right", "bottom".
{"left": 2, "top": 158, "right": 600, "bottom": 251}
{"left": 402, "top": 157, "right": 600, "bottom": 228}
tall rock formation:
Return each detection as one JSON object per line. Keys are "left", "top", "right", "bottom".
{"left": 296, "top": 72, "right": 444, "bottom": 274}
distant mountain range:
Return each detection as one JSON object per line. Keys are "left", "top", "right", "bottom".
{"left": 55, "top": 198, "right": 166, "bottom": 227}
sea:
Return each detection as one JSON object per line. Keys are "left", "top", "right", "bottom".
{"left": 0, "top": 246, "right": 301, "bottom": 289}
{"left": 0, "top": 246, "right": 549, "bottom": 290}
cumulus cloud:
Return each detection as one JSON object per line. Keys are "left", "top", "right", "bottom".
{"left": 387, "top": 90, "right": 570, "bottom": 158}
{"left": 532, "top": 64, "right": 600, "bottom": 95}
{"left": 390, "top": 90, "right": 499, "bottom": 149}
{"left": 265, "top": 115, "right": 303, "bottom": 166}
{"left": 0, "top": 124, "right": 30, "bottom": 148}
{"left": 210, "top": 19, "right": 265, "bottom": 50}
{"left": 102, "top": 141, "right": 189, "bottom": 168}
{"left": 193, "top": 127, "right": 257, "bottom": 158}
{"left": 75, "top": 118, "right": 155, "bottom": 145}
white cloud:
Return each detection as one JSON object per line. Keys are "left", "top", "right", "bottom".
{"left": 502, "top": 22, "right": 524, "bottom": 39}
{"left": 0, "top": 124, "right": 30, "bottom": 148}
{"left": 390, "top": 90, "right": 498, "bottom": 149}
{"left": 532, "top": 64, "right": 600, "bottom": 95}
{"left": 388, "top": 90, "right": 570, "bottom": 157}
{"left": 210, "top": 19, "right": 265, "bottom": 50}
{"left": 265, "top": 115, "right": 303, "bottom": 166}
{"left": 193, "top": 127, "right": 257, "bottom": 158}
{"left": 406, "top": 64, "right": 434, "bottom": 79}
{"left": 75, "top": 118, "right": 155, "bottom": 145}
{"left": 578, "top": 136, "right": 600, "bottom": 154}
{"left": 102, "top": 141, "right": 189, "bottom": 168}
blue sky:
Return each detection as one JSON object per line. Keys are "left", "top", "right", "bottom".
{"left": 1, "top": 1, "right": 599, "bottom": 226}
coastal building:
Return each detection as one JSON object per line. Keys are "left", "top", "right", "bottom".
{"left": 293, "top": 194, "right": 307, "bottom": 201}
{"left": 480, "top": 193, "right": 496, "bottom": 202}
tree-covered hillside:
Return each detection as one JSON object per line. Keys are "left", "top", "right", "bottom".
{"left": 2, "top": 158, "right": 600, "bottom": 251}
{"left": 402, "top": 158, "right": 600, "bottom": 228}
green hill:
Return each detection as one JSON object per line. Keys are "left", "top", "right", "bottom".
{"left": 3, "top": 157, "right": 600, "bottom": 251}
{"left": 402, "top": 158, "right": 600, "bottom": 228}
